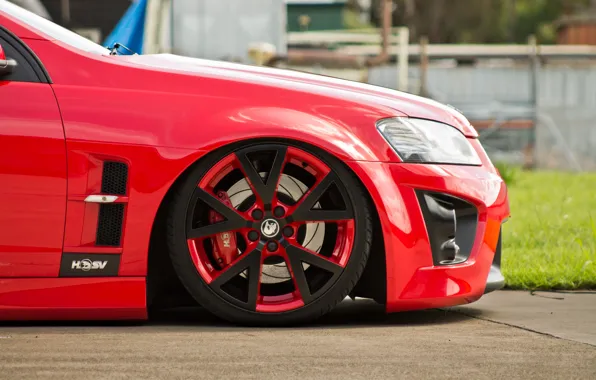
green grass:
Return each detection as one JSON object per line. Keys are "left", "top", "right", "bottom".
{"left": 502, "top": 170, "right": 596, "bottom": 290}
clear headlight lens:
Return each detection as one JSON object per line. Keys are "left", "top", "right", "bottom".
{"left": 377, "top": 117, "right": 482, "bottom": 165}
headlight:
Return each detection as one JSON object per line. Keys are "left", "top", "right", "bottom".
{"left": 376, "top": 117, "right": 482, "bottom": 165}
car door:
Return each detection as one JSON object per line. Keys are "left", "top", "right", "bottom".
{"left": 0, "top": 27, "right": 66, "bottom": 277}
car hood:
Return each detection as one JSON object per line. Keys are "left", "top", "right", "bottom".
{"left": 119, "top": 54, "right": 478, "bottom": 137}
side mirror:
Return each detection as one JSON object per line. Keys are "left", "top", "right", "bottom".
{"left": 0, "top": 44, "right": 18, "bottom": 76}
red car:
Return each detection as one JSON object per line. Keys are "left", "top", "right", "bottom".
{"left": 0, "top": 1, "right": 509, "bottom": 325}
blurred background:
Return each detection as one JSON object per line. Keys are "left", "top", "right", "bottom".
{"left": 10, "top": 0, "right": 596, "bottom": 172}
{"left": 9, "top": 0, "right": 596, "bottom": 289}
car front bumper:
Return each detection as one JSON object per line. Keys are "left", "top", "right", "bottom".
{"left": 348, "top": 160, "right": 510, "bottom": 312}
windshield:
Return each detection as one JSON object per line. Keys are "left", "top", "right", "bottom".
{"left": 0, "top": 0, "right": 110, "bottom": 55}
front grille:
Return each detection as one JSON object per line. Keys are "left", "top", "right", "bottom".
{"left": 101, "top": 161, "right": 128, "bottom": 195}
{"left": 96, "top": 203, "right": 125, "bottom": 246}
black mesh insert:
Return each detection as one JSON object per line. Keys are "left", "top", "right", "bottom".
{"left": 101, "top": 161, "right": 128, "bottom": 195}
{"left": 96, "top": 204, "right": 125, "bottom": 246}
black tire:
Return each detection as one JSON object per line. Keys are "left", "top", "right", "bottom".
{"left": 166, "top": 140, "right": 373, "bottom": 326}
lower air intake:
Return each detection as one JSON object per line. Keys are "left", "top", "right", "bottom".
{"left": 416, "top": 191, "right": 478, "bottom": 266}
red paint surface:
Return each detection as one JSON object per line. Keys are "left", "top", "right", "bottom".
{"left": 0, "top": 81, "right": 66, "bottom": 278}
{"left": 0, "top": 278, "right": 146, "bottom": 320}
{"left": 0, "top": 8, "right": 509, "bottom": 320}
{"left": 347, "top": 158, "right": 509, "bottom": 312}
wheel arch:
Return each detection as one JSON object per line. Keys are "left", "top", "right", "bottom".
{"left": 146, "top": 137, "right": 387, "bottom": 310}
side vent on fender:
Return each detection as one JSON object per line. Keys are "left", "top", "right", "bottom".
{"left": 96, "top": 161, "right": 128, "bottom": 246}
{"left": 101, "top": 161, "right": 128, "bottom": 195}
{"left": 96, "top": 203, "right": 125, "bottom": 246}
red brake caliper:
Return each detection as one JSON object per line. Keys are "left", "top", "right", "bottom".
{"left": 209, "top": 191, "right": 238, "bottom": 269}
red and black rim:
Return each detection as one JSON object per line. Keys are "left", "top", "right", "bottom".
{"left": 185, "top": 144, "right": 356, "bottom": 313}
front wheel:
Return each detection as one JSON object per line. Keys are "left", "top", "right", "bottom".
{"left": 166, "top": 141, "right": 373, "bottom": 325}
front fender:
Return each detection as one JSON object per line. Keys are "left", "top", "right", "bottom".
{"left": 51, "top": 77, "right": 402, "bottom": 162}
{"left": 34, "top": 39, "right": 401, "bottom": 163}
{"left": 194, "top": 106, "right": 399, "bottom": 162}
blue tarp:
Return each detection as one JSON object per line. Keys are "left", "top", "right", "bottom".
{"left": 103, "top": 0, "right": 148, "bottom": 54}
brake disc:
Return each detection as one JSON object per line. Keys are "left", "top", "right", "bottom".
{"left": 226, "top": 173, "right": 324, "bottom": 283}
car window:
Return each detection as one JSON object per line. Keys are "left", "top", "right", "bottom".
{"left": 0, "top": 0, "right": 109, "bottom": 55}
{"left": 0, "top": 35, "right": 39, "bottom": 82}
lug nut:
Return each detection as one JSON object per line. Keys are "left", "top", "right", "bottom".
{"left": 267, "top": 241, "right": 278, "bottom": 252}
{"left": 282, "top": 226, "right": 294, "bottom": 237}
{"left": 251, "top": 209, "right": 263, "bottom": 220}
{"left": 273, "top": 206, "right": 285, "bottom": 218}
{"left": 247, "top": 230, "right": 259, "bottom": 242}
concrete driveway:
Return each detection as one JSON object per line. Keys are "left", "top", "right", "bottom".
{"left": 1, "top": 291, "right": 595, "bottom": 380}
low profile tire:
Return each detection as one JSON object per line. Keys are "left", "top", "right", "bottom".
{"left": 166, "top": 141, "right": 373, "bottom": 326}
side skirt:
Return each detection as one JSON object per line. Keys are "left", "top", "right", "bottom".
{"left": 0, "top": 277, "right": 147, "bottom": 321}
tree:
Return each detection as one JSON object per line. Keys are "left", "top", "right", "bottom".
{"left": 367, "top": 0, "right": 592, "bottom": 44}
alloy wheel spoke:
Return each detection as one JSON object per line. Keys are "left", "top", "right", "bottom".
{"left": 285, "top": 246, "right": 313, "bottom": 304}
{"left": 286, "top": 244, "right": 344, "bottom": 273}
{"left": 235, "top": 146, "right": 287, "bottom": 206}
{"left": 291, "top": 174, "right": 354, "bottom": 222}
{"left": 187, "top": 188, "right": 248, "bottom": 239}
{"left": 187, "top": 221, "right": 243, "bottom": 240}
{"left": 212, "top": 248, "right": 262, "bottom": 310}
{"left": 285, "top": 244, "right": 343, "bottom": 304}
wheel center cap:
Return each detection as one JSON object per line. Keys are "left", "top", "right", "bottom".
{"left": 261, "top": 218, "right": 280, "bottom": 238}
